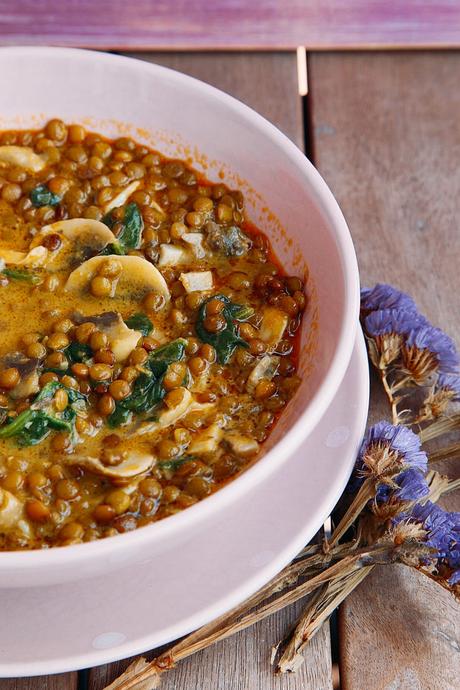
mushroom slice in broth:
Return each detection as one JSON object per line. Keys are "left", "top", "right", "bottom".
{"left": 30, "top": 219, "right": 118, "bottom": 269}
{"left": 65, "top": 450, "right": 156, "bottom": 479}
{"left": 65, "top": 254, "right": 170, "bottom": 302}
{"left": 73, "top": 311, "right": 142, "bottom": 362}
{"left": 0, "top": 146, "right": 46, "bottom": 172}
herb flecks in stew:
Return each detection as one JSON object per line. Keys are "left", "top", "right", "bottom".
{"left": 0, "top": 120, "right": 306, "bottom": 549}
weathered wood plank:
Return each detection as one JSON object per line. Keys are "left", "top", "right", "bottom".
{"left": 0, "top": 674, "right": 77, "bottom": 689}
{"left": 125, "top": 52, "right": 304, "bottom": 150}
{"left": 89, "top": 601, "right": 332, "bottom": 690}
{"left": 309, "top": 51, "right": 460, "bottom": 690}
{"left": 88, "top": 51, "right": 331, "bottom": 690}
{"left": 1, "top": 1, "right": 460, "bottom": 50}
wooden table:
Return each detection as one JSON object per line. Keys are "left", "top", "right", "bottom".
{"left": 1, "top": 49, "right": 459, "bottom": 690}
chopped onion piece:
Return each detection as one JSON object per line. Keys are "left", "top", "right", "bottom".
{"left": 225, "top": 432, "right": 259, "bottom": 457}
{"left": 103, "top": 180, "right": 141, "bottom": 213}
{"left": 0, "top": 489, "right": 23, "bottom": 529}
{"left": 158, "top": 244, "right": 191, "bottom": 267}
{"left": 259, "top": 307, "right": 288, "bottom": 347}
{"left": 179, "top": 271, "right": 213, "bottom": 293}
{"left": 182, "top": 232, "right": 206, "bottom": 258}
{"left": 188, "top": 422, "right": 224, "bottom": 454}
{"left": 246, "top": 354, "right": 280, "bottom": 394}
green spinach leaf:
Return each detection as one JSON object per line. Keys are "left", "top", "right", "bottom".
{"left": 102, "top": 202, "right": 143, "bottom": 253}
{"left": 195, "top": 295, "right": 253, "bottom": 364}
{"left": 65, "top": 341, "right": 93, "bottom": 365}
{"left": 158, "top": 455, "right": 196, "bottom": 473}
{"left": 107, "top": 338, "right": 187, "bottom": 427}
{"left": 30, "top": 184, "right": 61, "bottom": 207}
{"left": 124, "top": 312, "right": 153, "bottom": 336}
{"left": 0, "top": 382, "right": 86, "bottom": 447}
{"left": 2, "top": 268, "right": 41, "bottom": 285}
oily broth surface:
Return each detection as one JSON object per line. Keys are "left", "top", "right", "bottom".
{"left": 0, "top": 121, "right": 306, "bottom": 549}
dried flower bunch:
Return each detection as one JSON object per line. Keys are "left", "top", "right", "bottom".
{"left": 106, "top": 284, "right": 460, "bottom": 690}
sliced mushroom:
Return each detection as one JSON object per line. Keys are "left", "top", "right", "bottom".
{"left": 259, "top": 307, "right": 289, "bottom": 348}
{"left": 0, "top": 489, "right": 23, "bottom": 529}
{"left": 224, "top": 432, "right": 259, "bottom": 457}
{"left": 65, "top": 255, "right": 170, "bottom": 302}
{"left": 0, "top": 146, "right": 46, "bottom": 172}
{"left": 182, "top": 232, "right": 206, "bottom": 258}
{"left": 246, "top": 354, "right": 280, "bottom": 394}
{"left": 158, "top": 244, "right": 191, "bottom": 267}
{"left": 104, "top": 181, "right": 140, "bottom": 213}
{"left": 134, "top": 389, "right": 216, "bottom": 437}
{"left": 2, "top": 352, "right": 41, "bottom": 400}
{"left": 188, "top": 422, "right": 224, "bottom": 455}
{"left": 30, "top": 218, "right": 118, "bottom": 268}
{"left": 179, "top": 271, "right": 213, "bottom": 293}
{"left": 66, "top": 450, "right": 155, "bottom": 479}
{"left": 0, "top": 245, "right": 48, "bottom": 267}
{"left": 73, "top": 311, "right": 142, "bottom": 362}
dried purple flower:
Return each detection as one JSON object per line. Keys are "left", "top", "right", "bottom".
{"left": 402, "top": 326, "right": 459, "bottom": 382}
{"left": 361, "top": 284, "right": 418, "bottom": 314}
{"left": 363, "top": 421, "right": 428, "bottom": 472}
{"left": 363, "top": 309, "right": 426, "bottom": 367}
{"left": 364, "top": 309, "right": 425, "bottom": 338}
{"left": 375, "top": 468, "right": 429, "bottom": 504}
{"left": 394, "top": 468, "right": 430, "bottom": 502}
{"left": 417, "top": 371, "right": 460, "bottom": 421}
{"left": 436, "top": 372, "right": 460, "bottom": 401}
{"left": 394, "top": 502, "right": 460, "bottom": 583}
{"left": 351, "top": 421, "right": 428, "bottom": 492}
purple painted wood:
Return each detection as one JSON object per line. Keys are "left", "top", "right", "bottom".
{"left": 1, "top": 0, "right": 460, "bottom": 49}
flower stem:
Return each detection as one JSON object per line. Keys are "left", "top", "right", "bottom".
{"left": 379, "top": 369, "right": 401, "bottom": 424}
{"left": 274, "top": 566, "right": 372, "bottom": 674}
{"left": 419, "top": 413, "right": 460, "bottom": 443}
{"left": 328, "top": 478, "right": 375, "bottom": 548}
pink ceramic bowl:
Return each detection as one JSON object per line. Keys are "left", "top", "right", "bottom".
{"left": 0, "top": 47, "right": 359, "bottom": 587}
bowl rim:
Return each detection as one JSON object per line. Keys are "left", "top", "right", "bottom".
{"left": 0, "top": 46, "right": 360, "bottom": 568}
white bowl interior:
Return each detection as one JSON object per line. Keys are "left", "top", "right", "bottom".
{"left": 0, "top": 48, "right": 359, "bottom": 585}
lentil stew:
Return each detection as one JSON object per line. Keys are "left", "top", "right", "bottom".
{"left": 0, "top": 120, "right": 306, "bottom": 550}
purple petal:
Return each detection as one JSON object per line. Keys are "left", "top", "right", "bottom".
{"left": 364, "top": 309, "right": 426, "bottom": 338}
{"left": 360, "top": 284, "right": 418, "bottom": 313}
{"left": 360, "top": 421, "right": 428, "bottom": 473}
{"left": 437, "top": 372, "right": 460, "bottom": 400}
{"left": 405, "top": 326, "right": 459, "bottom": 374}
{"left": 394, "top": 469, "right": 430, "bottom": 501}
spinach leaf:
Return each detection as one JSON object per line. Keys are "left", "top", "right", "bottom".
{"left": 0, "top": 407, "right": 71, "bottom": 446}
{"left": 159, "top": 455, "right": 195, "bottom": 473}
{"left": 195, "top": 295, "right": 254, "bottom": 364}
{"left": 2, "top": 268, "right": 41, "bottom": 285}
{"left": 147, "top": 338, "right": 187, "bottom": 378}
{"left": 102, "top": 202, "right": 143, "bottom": 253}
{"left": 107, "top": 338, "right": 187, "bottom": 427}
{"left": 30, "top": 184, "right": 61, "bottom": 207}
{"left": 0, "top": 382, "right": 86, "bottom": 446}
{"left": 124, "top": 312, "right": 153, "bottom": 336}
{"left": 65, "top": 341, "right": 93, "bottom": 365}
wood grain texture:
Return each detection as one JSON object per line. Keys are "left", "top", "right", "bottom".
{"left": 89, "top": 601, "right": 332, "bottom": 690}
{"left": 1, "top": 1, "right": 460, "bottom": 50}
{"left": 87, "top": 51, "right": 331, "bottom": 690}
{"left": 309, "top": 51, "right": 460, "bottom": 690}
{"left": 0, "top": 675, "right": 77, "bottom": 689}
{"left": 126, "top": 52, "right": 304, "bottom": 149}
